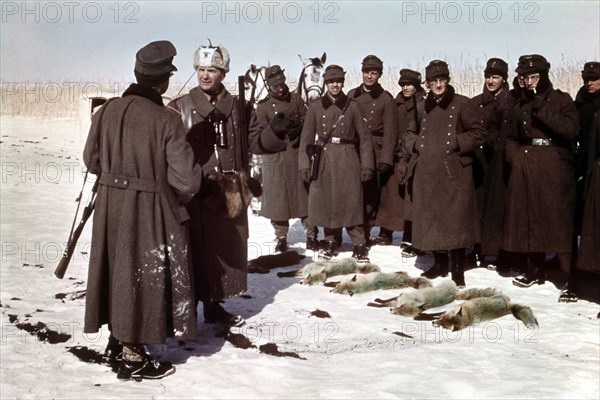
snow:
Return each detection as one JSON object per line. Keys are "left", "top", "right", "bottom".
{"left": 1, "top": 116, "right": 599, "bottom": 399}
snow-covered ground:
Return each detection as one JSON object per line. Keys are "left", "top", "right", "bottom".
{"left": 1, "top": 116, "right": 599, "bottom": 399}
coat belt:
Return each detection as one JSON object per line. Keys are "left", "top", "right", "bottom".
{"left": 99, "top": 172, "right": 163, "bottom": 193}
{"left": 317, "top": 134, "right": 356, "bottom": 146}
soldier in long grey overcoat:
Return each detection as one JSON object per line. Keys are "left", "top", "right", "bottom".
{"left": 404, "top": 60, "right": 486, "bottom": 287}
{"left": 347, "top": 55, "right": 398, "bottom": 244}
{"left": 504, "top": 54, "right": 579, "bottom": 289}
{"left": 169, "top": 43, "right": 249, "bottom": 327}
{"left": 298, "top": 65, "right": 374, "bottom": 261}
{"left": 471, "top": 58, "right": 516, "bottom": 269}
{"left": 248, "top": 65, "right": 318, "bottom": 252}
{"left": 83, "top": 41, "right": 202, "bottom": 380}
{"left": 377, "top": 68, "right": 426, "bottom": 258}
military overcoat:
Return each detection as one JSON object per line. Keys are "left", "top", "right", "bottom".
{"left": 248, "top": 92, "right": 308, "bottom": 221}
{"left": 83, "top": 84, "right": 202, "bottom": 344}
{"left": 299, "top": 94, "right": 374, "bottom": 228}
{"left": 404, "top": 86, "right": 486, "bottom": 251}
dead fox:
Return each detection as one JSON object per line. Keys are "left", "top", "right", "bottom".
{"left": 331, "top": 271, "right": 431, "bottom": 296}
{"left": 386, "top": 280, "right": 458, "bottom": 317}
{"left": 277, "top": 258, "right": 380, "bottom": 285}
{"left": 433, "top": 295, "right": 539, "bottom": 331}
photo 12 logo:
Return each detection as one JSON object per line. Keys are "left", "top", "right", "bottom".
{"left": 1, "top": 1, "right": 140, "bottom": 24}
{"left": 401, "top": 1, "right": 540, "bottom": 24}
{"left": 199, "top": 1, "right": 340, "bottom": 23}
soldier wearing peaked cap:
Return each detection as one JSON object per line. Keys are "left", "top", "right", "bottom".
{"left": 247, "top": 65, "right": 319, "bottom": 252}
{"left": 470, "top": 57, "right": 518, "bottom": 271}
{"left": 380, "top": 68, "right": 426, "bottom": 259}
{"left": 404, "top": 60, "right": 487, "bottom": 288}
{"left": 559, "top": 61, "right": 600, "bottom": 302}
{"left": 347, "top": 55, "right": 399, "bottom": 247}
{"left": 503, "top": 54, "right": 579, "bottom": 290}
{"left": 298, "top": 64, "right": 375, "bottom": 262}
{"left": 169, "top": 42, "right": 252, "bottom": 328}
{"left": 83, "top": 40, "right": 203, "bottom": 380}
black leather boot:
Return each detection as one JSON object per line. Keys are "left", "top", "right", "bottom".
{"left": 422, "top": 251, "right": 449, "bottom": 279}
{"left": 275, "top": 237, "right": 288, "bottom": 252}
{"left": 450, "top": 248, "right": 466, "bottom": 288}
{"left": 513, "top": 252, "right": 546, "bottom": 288}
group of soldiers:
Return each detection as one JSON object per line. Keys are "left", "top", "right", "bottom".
{"left": 80, "top": 39, "right": 600, "bottom": 380}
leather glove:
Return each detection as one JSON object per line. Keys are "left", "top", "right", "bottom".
{"left": 377, "top": 163, "right": 392, "bottom": 174}
{"left": 530, "top": 95, "right": 544, "bottom": 112}
{"left": 360, "top": 168, "right": 374, "bottom": 182}
{"left": 287, "top": 124, "right": 303, "bottom": 142}
{"left": 300, "top": 168, "right": 312, "bottom": 183}
{"left": 270, "top": 113, "right": 294, "bottom": 139}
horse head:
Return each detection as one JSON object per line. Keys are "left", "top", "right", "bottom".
{"left": 297, "top": 52, "right": 327, "bottom": 102}
{"left": 243, "top": 64, "right": 268, "bottom": 109}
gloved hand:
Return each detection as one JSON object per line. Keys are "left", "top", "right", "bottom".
{"left": 377, "top": 163, "right": 392, "bottom": 174}
{"left": 530, "top": 95, "right": 545, "bottom": 112}
{"left": 300, "top": 168, "right": 312, "bottom": 183}
{"left": 286, "top": 117, "right": 303, "bottom": 142}
{"left": 360, "top": 168, "right": 374, "bottom": 182}
{"left": 270, "top": 113, "right": 295, "bottom": 139}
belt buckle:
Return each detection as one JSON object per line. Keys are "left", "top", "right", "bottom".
{"left": 331, "top": 137, "right": 340, "bottom": 144}
{"left": 532, "top": 138, "right": 543, "bottom": 146}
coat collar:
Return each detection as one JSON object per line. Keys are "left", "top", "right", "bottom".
{"left": 480, "top": 81, "right": 510, "bottom": 105}
{"left": 395, "top": 90, "right": 425, "bottom": 109}
{"left": 321, "top": 92, "right": 349, "bottom": 110}
{"left": 189, "top": 85, "right": 234, "bottom": 118}
{"left": 122, "top": 83, "right": 164, "bottom": 106}
{"left": 424, "top": 84, "right": 455, "bottom": 113}
{"left": 352, "top": 83, "right": 384, "bottom": 99}
{"left": 575, "top": 86, "right": 600, "bottom": 108}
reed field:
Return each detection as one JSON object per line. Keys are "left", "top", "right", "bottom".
{"left": 0, "top": 59, "right": 585, "bottom": 120}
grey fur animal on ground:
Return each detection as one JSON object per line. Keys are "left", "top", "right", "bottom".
{"left": 276, "top": 258, "right": 381, "bottom": 285}
{"left": 433, "top": 295, "right": 539, "bottom": 331}
{"left": 388, "top": 280, "right": 458, "bottom": 317}
{"left": 331, "top": 271, "right": 431, "bottom": 296}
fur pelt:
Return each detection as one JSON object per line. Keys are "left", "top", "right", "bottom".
{"left": 433, "top": 295, "right": 539, "bottom": 331}
{"left": 276, "top": 258, "right": 380, "bottom": 285}
{"left": 331, "top": 271, "right": 431, "bottom": 296}
{"left": 204, "top": 170, "right": 262, "bottom": 218}
{"left": 248, "top": 251, "right": 305, "bottom": 274}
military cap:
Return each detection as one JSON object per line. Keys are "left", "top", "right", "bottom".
{"left": 398, "top": 68, "right": 422, "bottom": 87}
{"left": 134, "top": 40, "right": 177, "bottom": 85}
{"left": 425, "top": 60, "right": 450, "bottom": 81}
{"left": 266, "top": 65, "right": 286, "bottom": 87}
{"left": 516, "top": 54, "right": 550, "bottom": 75}
{"left": 582, "top": 61, "right": 600, "bottom": 80}
{"left": 194, "top": 42, "right": 230, "bottom": 72}
{"left": 484, "top": 58, "right": 508, "bottom": 79}
{"left": 362, "top": 55, "right": 383, "bottom": 72}
{"left": 323, "top": 65, "right": 346, "bottom": 82}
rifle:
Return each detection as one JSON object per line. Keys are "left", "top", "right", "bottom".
{"left": 54, "top": 174, "right": 100, "bottom": 279}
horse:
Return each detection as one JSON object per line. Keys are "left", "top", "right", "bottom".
{"left": 243, "top": 64, "right": 269, "bottom": 109}
{"left": 296, "top": 52, "right": 327, "bottom": 102}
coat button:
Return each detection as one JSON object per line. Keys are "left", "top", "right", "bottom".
{"left": 114, "top": 179, "right": 118, "bottom": 183}
{"left": 524, "top": 150, "right": 528, "bottom": 153}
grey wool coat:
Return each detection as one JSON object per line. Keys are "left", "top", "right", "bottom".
{"left": 83, "top": 84, "right": 202, "bottom": 344}
{"left": 503, "top": 84, "right": 579, "bottom": 253}
{"left": 299, "top": 93, "right": 374, "bottom": 228}
{"left": 169, "top": 86, "right": 249, "bottom": 303}
{"left": 248, "top": 91, "right": 308, "bottom": 221}
{"left": 404, "top": 85, "right": 486, "bottom": 251}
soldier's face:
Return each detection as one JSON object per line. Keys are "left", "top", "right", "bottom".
{"left": 326, "top": 79, "right": 344, "bottom": 96}
{"left": 427, "top": 77, "right": 449, "bottom": 98}
{"left": 197, "top": 67, "right": 225, "bottom": 92}
{"left": 401, "top": 84, "right": 417, "bottom": 98}
{"left": 584, "top": 78, "right": 600, "bottom": 94}
{"left": 522, "top": 73, "right": 540, "bottom": 90}
{"left": 485, "top": 74, "right": 505, "bottom": 93}
{"left": 270, "top": 82, "right": 287, "bottom": 97}
{"left": 362, "top": 70, "right": 381, "bottom": 87}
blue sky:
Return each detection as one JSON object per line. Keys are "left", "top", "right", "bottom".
{"left": 1, "top": 0, "right": 599, "bottom": 83}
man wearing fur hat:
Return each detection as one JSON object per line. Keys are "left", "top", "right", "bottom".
{"left": 347, "top": 55, "right": 399, "bottom": 246}
{"left": 404, "top": 60, "right": 486, "bottom": 287}
{"left": 559, "top": 61, "right": 600, "bottom": 302}
{"left": 470, "top": 58, "right": 518, "bottom": 271}
{"left": 248, "top": 65, "right": 319, "bottom": 252}
{"left": 169, "top": 42, "right": 250, "bottom": 327}
{"left": 299, "top": 65, "right": 374, "bottom": 262}
{"left": 503, "top": 54, "right": 579, "bottom": 288}
{"left": 381, "top": 68, "right": 426, "bottom": 258}
{"left": 83, "top": 40, "right": 202, "bottom": 380}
